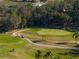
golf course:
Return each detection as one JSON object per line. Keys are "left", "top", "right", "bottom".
{"left": 0, "top": 28, "right": 79, "bottom": 59}
{"left": 0, "top": 0, "right": 79, "bottom": 59}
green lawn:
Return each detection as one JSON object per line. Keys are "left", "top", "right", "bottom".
{"left": 37, "top": 29, "right": 73, "bottom": 36}
{"left": 0, "top": 34, "right": 26, "bottom": 59}
{"left": 0, "top": 34, "right": 21, "bottom": 43}
{"left": 21, "top": 28, "right": 75, "bottom": 41}
{"left": 22, "top": 28, "right": 73, "bottom": 36}
{"left": 0, "top": 34, "right": 26, "bottom": 47}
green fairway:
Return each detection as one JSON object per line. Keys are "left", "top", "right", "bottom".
{"left": 22, "top": 28, "right": 73, "bottom": 36}
{"left": 0, "top": 34, "right": 26, "bottom": 48}
{"left": 21, "top": 28, "right": 74, "bottom": 41}
{"left": 0, "top": 34, "right": 27, "bottom": 59}
{"left": 0, "top": 34, "right": 26, "bottom": 47}
{"left": 0, "top": 34, "right": 21, "bottom": 43}
{"left": 37, "top": 29, "right": 72, "bottom": 36}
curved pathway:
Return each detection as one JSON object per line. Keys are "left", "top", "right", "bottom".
{"left": 12, "top": 29, "right": 79, "bottom": 49}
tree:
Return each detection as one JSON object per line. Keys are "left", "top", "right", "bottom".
{"left": 72, "top": 32, "right": 79, "bottom": 44}
{"left": 40, "top": 0, "right": 47, "bottom": 2}
{"left": 35, "top": 50, "right": 41, "bottom": 59}
{"left": 18, "top": 3, "right": 33, "bottom": 28}
{"left": 43, "top": 50, "right": 52, "bottom": 59}
{"left": 8, "top": 5, "right": 20, "bottom": 29}
{"left": 69, "top": 44, "right": 79, "bottom": 56}
{"left": 65, "top": 0, "right": 79, "bottom": 30}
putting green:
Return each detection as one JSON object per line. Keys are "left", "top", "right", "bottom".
{"left": 37, "top": 29, "right": 72, "bottom": 36}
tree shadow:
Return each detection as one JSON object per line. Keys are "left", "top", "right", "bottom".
{"left": 58, "top": 44, "right": 79, "bottom": 57}
{"left": 55, "top": 42, "right": 68, "bottom": 45}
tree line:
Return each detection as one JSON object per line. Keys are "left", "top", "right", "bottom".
{"left": 0, "top": 0, "right": 79, "bottom": 32}
{"left": 35, "top": 50, "right": 60, "bottom": 59}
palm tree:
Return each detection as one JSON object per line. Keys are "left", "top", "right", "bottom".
{"left": 35, "top": 50, "right": 41, "bottom": 59}
{"left": 72, "top": 32, "right": 79, "bottom": 44}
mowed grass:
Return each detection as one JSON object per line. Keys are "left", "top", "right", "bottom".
{"left": 22, "top": 28, "right": 73, "bottom": 36}
{"left": 0, "top": 34, "right": 35, "bottom": 59}
{"left": 37, "top": 29, "right": 72, "bottom": 36}
{"left": 21, "top": 45, "right": 79, "bottom": 59}
{"left": 19, "top": 28, "right": 79, "bottom": 59}
{"left": 0, "top": 34, "right": 79, "bottom": 59}
{"left": 0, "top": 34, "right": 21, "bottom": 43}
{"left": 21, "top": 28, "right": 75, "bottom": 41}
{"left": 0, "top": 34, "right": 26, "bottom": 47}
{"left": 0, "top": 34, "right": 26, "bottom": 59}
{"left": 21, "top": 28, "right": 79, "bottom": 47}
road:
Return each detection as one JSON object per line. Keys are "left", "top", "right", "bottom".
{"left": 12, "top": 29, "right": 79, "bottom": 49}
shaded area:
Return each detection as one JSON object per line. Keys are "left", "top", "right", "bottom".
{"left": 58, "top": 44, "right": 79, "bottom": 57}
{"left": 32, "top": 40, "right": 46, "bottom": 43}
